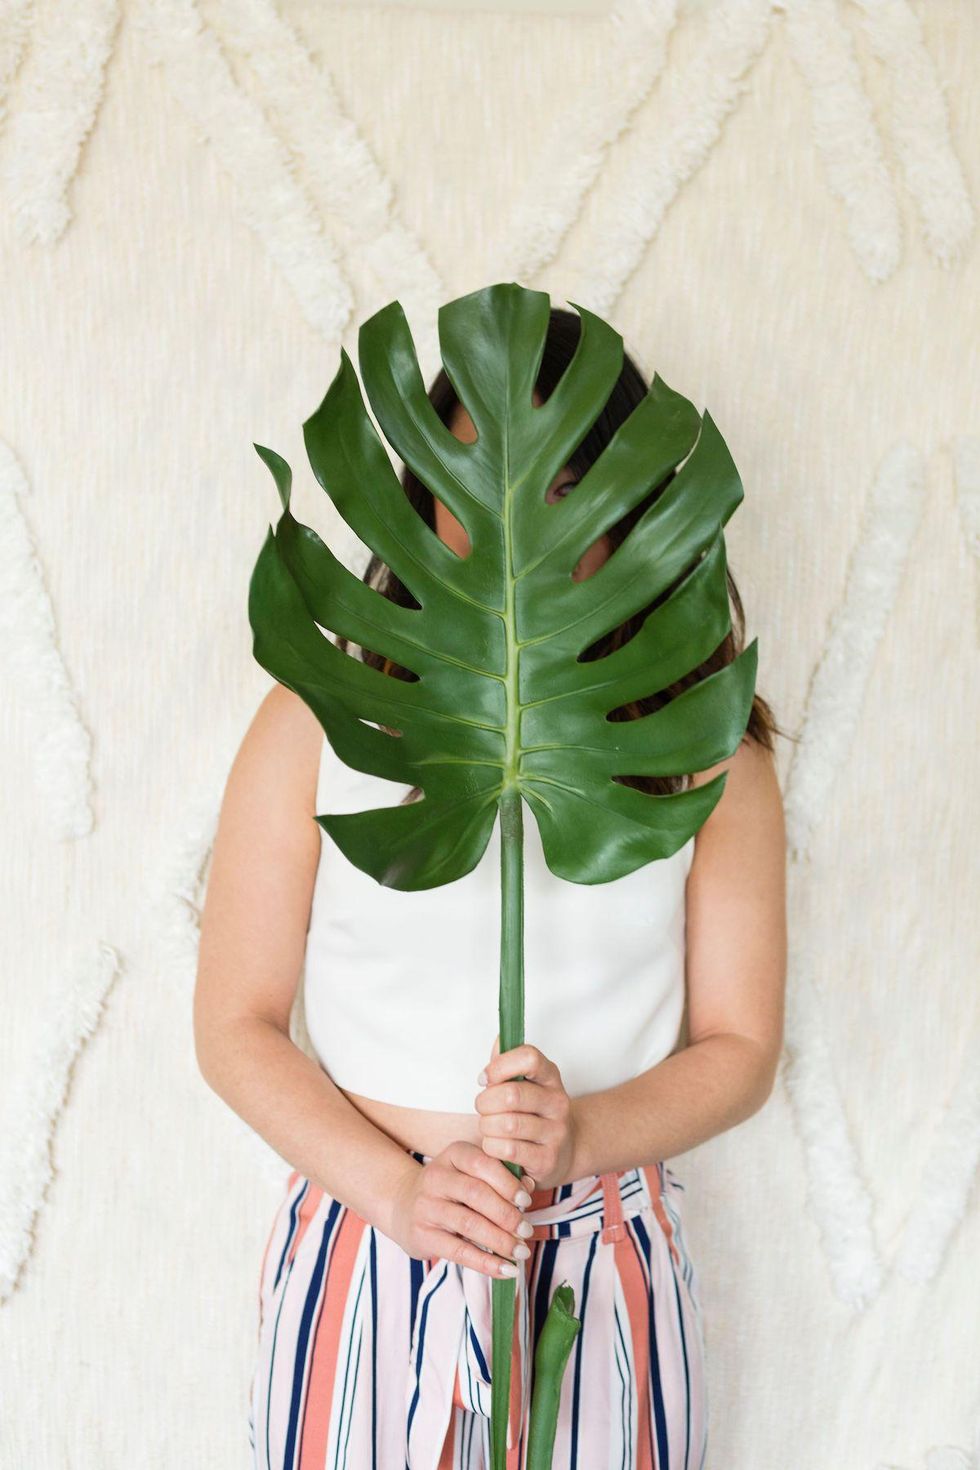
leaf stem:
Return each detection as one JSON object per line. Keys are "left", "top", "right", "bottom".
{"left": 491, "top": 783, "right": 525, "bottom": 1468}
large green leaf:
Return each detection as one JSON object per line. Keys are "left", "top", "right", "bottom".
{"left": 248, "top": 281, "right": 757, "bottom": 891}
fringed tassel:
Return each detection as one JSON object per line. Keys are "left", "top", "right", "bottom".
{"left": 210, "top": 0, "right": 444, "bottom": 371}
{"left": 0, "top": 437, "right": 93, "bottom": 839}
{"left": 132, "top": 0, "right": 353, "bottom": 343}
{"left": 852, "top": 0, "right": 974, "bottom": 269}
{"left": 780, "top": 0, "right": 901, "bottom": 281}
{"left": 783, "top": 440, "right": 925, "bottom": 863}
{"left": 0, "top": 0, "right": 119, "bottom": 245}
{"left": 562, "top": 0, "right": 773, "bottom": 313}
{"left": 781, "top": 440, "right": 928, "bottom": 1306}
{"left": 494, "top": 0, "right": 680, "bottom": 284}
{"left": 0, "top": 943, "right": 120, "bottom": 1300}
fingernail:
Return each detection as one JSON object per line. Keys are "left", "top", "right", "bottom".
{"left": 477, "top": 1070, "right": 488, "bottom": 1086}
{"left": 516, "top": 1220, "right": 533, "bottom": 1238}
{"left": 499, "top": 1261, "right": 518, "bottom": 1277}
{"left": 514, "top": 1188, "right": 532, "bottom": 1209}
{"left": 513, "top": 1242, "right": 530, "bottom": 1260}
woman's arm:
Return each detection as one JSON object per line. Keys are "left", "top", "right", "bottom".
{"left": 197, "top": 687, "right": 539, "bottom": 1277}
{"left": 567, "top": 735, "right": 787, "bottom": 1179}
{"left": 193, "top": 685, "right": 419, "bottom": 1240}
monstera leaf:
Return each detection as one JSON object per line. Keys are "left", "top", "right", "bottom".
{"left": 247, "top": 281, "right": 757, "bottom": 1468}
{"left": 249, "top": 282, "right": 756, "bottom": 892}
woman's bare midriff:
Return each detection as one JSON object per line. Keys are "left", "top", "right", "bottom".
{"left": 339, "top": 1084, "right": 484, "bottom": 1160}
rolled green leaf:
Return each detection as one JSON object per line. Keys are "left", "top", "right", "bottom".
{"left": 526, "top": 1282, "right": 582, "bottom": 1469}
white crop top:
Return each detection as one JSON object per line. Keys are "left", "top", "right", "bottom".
{"left": 302, "top": 733, "right": 695, "bottom": 1112}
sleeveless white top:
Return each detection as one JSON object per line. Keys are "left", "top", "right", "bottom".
{"left": 303, "top": 733, "right": 695, "bottom": 1112}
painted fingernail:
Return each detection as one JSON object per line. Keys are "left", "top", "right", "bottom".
{"left": 477, "top": 1070, "right": 488, "bottom": 1085}
{"left": 513, "top": 1242, "right": 530, "bottom": 1261}
{"left": 516, "top": 1220, "right": 533, "bottom": 1238}
{"left": 514, "top": 1188, "right": 532, "bottom": 1209}
{"left": 499, "top": 1261, "right": 518, "bottom": 1277}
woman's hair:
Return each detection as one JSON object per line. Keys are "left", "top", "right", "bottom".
{"left": 335, "top": 306, "right": 790, "bottom": 802}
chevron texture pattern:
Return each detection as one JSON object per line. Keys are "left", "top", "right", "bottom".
{"left": 0, "top": 1, "right": 976, "bottom": 1465}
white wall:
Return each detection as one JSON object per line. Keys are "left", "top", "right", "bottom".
{"left": 0, "top": 1, "right": 977, "bottom": 1466}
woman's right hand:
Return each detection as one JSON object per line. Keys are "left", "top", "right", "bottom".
{"left": 387, "top": 1140, "right": 537, "bottom": 1279}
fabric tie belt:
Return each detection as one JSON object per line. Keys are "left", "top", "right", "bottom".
{"left": 403, "top": 1155, "right": 661, "bottom": 1470}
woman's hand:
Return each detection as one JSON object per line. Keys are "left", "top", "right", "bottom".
{"left": 474, "top": 1035, "right": 577, "bottom": 1191}
{"left": 386, "top": 1140, "right": 536, "bottom": 1280}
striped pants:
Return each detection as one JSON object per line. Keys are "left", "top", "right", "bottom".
{"left": 248, "top": 1147, "right": 708, "bottom": 1469}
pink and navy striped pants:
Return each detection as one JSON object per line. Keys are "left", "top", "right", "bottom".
{"left": 248, "top": 1147, "right": 708, "bottom": 1469}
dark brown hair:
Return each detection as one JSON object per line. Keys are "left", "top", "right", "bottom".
{"left": 335, "top": 307, "right": 789, "bottom": 802}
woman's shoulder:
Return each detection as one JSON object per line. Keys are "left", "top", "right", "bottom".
{"left": 686, "top": 736, "right": 784, "bottom": 844}
{"left": 252, "top": 681, "right": 322, "bottom": 745}
{"left": 687, "top": 733, "right": 778, "bottom": 787}
{"left": 228, "top": 684, "right": 324, "bottom": 818}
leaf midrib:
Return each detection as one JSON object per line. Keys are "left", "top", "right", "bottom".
{"left": 503, "top": 373, "right": 520, "bottom": 788}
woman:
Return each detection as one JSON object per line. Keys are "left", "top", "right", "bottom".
{"left": 194, "top": 308, "right": 788, "bottom": 1468}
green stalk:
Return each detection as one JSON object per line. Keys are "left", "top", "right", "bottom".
{"left": 491, "top": 785, "right": 582, "bottom": 1468}
{"left": 491, "top": 782, "right": 525, "bottom": 1469}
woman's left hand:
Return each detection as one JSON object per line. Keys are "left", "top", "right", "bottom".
{"left": 474, "top": 1035, "right": 577, "bottom": 1191}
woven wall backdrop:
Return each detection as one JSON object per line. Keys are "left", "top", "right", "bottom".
{"left": 0, "top": 0, "right": 977, "bottom": 1465}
